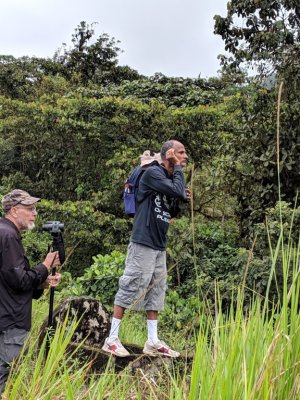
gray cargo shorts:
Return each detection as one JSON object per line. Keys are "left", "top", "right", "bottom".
{"left": 114, "top": 242, "right": 167, "bottom": 311}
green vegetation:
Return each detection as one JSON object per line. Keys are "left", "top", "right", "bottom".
{"left": 0, "top": 5, "right": 300, "bottom": 398}
{"left": 2, "top": 227, "right": 299, "bottom": 399}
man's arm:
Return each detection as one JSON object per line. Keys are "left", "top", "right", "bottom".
{"left": 142, "top": 165, "right": 187, "bottom": 199}
{"left": 2, "top": 235, "right": 49, "bottom": 291}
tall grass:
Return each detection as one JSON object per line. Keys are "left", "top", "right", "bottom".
{"left": 189, "top": 229, "right": 300, "bottom": 400}
{"left": 3, "top": 313, "right": 141, "bottom": 399}
{"left": 3, "top": 303, "right": 187, "bottom": 399}
{"left": 188, "top": 79, "right": 299, "bottom": 400}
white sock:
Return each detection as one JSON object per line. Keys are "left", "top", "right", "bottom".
{"left": 147, "top": 319, "right": 158, "bottom": 343}
{"left": 109, "top": 317, "right": 122, "bottom": 340}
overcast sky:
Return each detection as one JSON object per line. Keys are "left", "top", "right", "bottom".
{"left": 1, "top": 0, "right": 228, "bottom": 78}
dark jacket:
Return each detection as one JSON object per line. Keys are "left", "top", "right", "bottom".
{"left": 131, "top": 164, "right": 186, "bottom": 250}
{"left": 0, "top": 218, "right": 48, "bottom": 331}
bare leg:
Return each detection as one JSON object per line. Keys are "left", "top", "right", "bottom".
{"left": 146, "top": 310, "right": 158, "bottom": 320}
{"left": 113, "top": 304, "right": 125, "bottom": 319}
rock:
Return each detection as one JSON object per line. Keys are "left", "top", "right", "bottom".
{"left": 39, "top": 296, "right": 111, "bottom": 348}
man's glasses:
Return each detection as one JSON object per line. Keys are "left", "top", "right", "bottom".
{"left": 15, "top": 205, "right": 37, "bottom": 212}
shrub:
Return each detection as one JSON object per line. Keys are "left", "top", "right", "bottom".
{"left": 63, "top": 251, "right": 125, "bottom": 309}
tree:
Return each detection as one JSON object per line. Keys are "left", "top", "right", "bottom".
{"left": 0, "top": 55, "right": 42, "bottom": 99}
{"left": 0, "top": 21, "right": 140, "bottom": 100}
{"left": 214, "top": 0, "right": 300, "bottom": 74}
{"left": 214, "top": 1, "right": 300, "bottom": 239}
{"left": 53, "top": 21, "right": 140, "bottom": 85}
{"left": 0, "top": 54, "right": 76, "bottom": 100}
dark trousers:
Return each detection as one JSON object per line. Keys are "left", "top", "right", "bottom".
{"left": 0, "top": 328, "right": 28, "bottom": 396}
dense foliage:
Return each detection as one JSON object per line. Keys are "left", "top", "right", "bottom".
{"left": 214, "top": 0, "right": 300, "bottom": 238}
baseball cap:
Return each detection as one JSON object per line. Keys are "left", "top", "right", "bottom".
{"left": 2, "top": 189, "right": 40, "bottom": 212}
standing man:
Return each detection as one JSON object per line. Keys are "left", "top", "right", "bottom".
{"left": 103, "top": 140, "right": 189, "bottom": 358}
{"left": 0, "top": 189, "right": 61, "bottom": 395}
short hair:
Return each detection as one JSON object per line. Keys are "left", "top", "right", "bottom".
{"left": 160, "top": 140, "right": 175, "bottom": 160}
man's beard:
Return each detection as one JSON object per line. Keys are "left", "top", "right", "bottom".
{"left": 17, "top": 217, "right": 35, "bottom": 231}
{"left": 27, "top": 222, "right": 35, "bottom": 230}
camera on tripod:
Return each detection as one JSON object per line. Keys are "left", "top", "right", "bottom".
{"left": 42, "top": 221, "right": 65, "bottom": 264}
{"left": 42, "top": 221, "right": 64, "bottom": 234}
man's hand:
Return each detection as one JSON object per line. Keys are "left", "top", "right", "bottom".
{"left": 185, "top": 186, "right": 192, "bottom": 202}
{"left": 39, "top": 273, "right": 62, "bottom": 289}
{"left": 166, "top": 148, "right": 180, "bottom": 165}
{"left": 42, "top": 251, "right": 60, "bottom": 272}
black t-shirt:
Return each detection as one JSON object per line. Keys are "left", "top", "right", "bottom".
{"left": 131, "top": 164, "right": 186, "bottom": 250}
{"left": 0, "top": 218, "right": 48, "bottom": 331}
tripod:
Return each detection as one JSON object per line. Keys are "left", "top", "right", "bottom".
{"left": 42, "top": 221, "right": 65, "bottom": 356}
